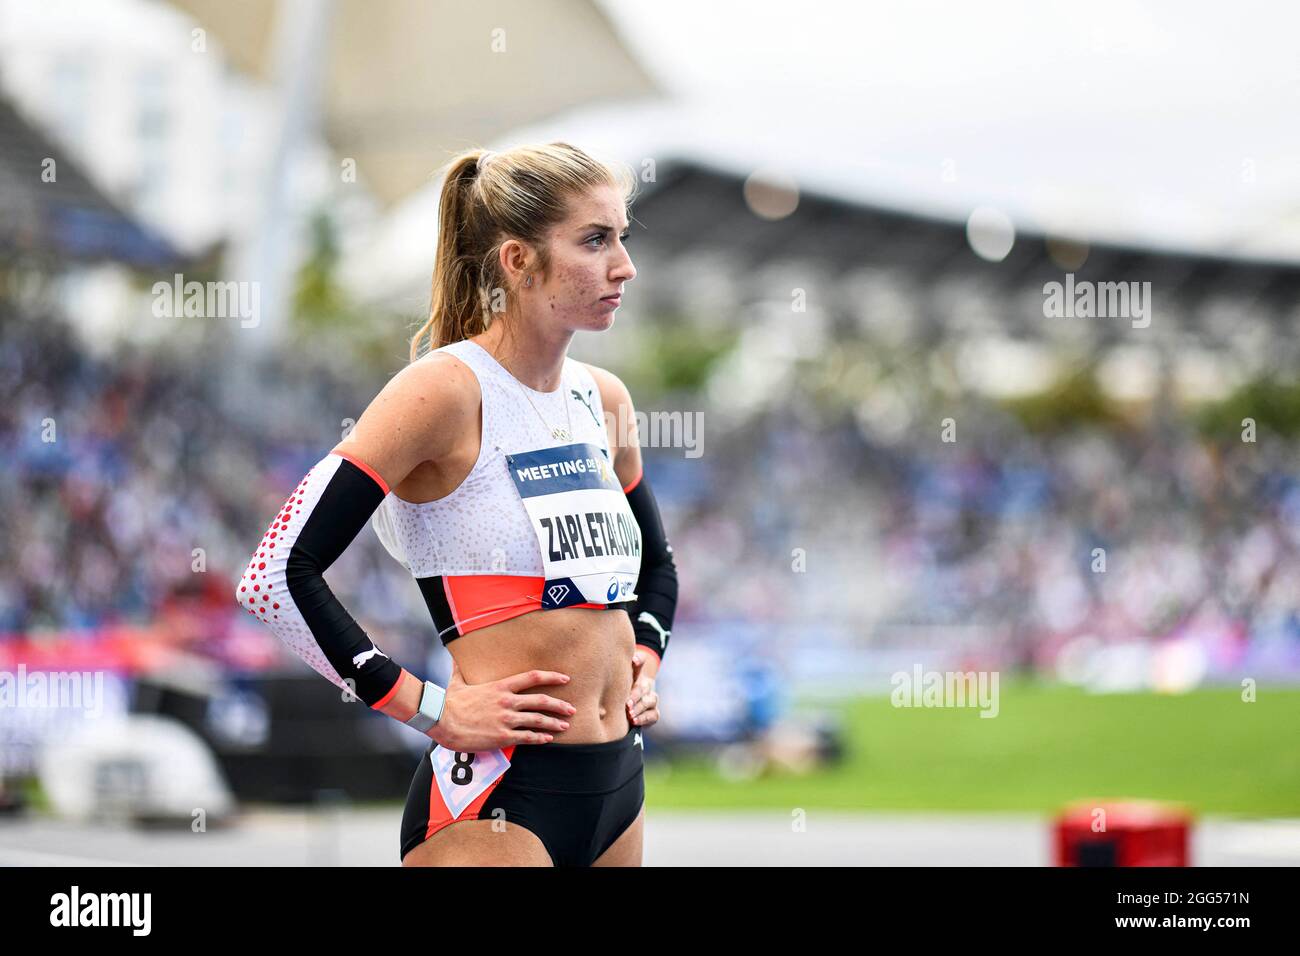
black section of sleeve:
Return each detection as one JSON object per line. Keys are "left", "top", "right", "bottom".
{"left": 284, "top": 458, "right": 404, "bottom": 706}
{"left": 623, "top": 472, "right": 678, "bottom": 662}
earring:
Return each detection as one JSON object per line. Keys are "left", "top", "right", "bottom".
{"left": 524, "top": 275, "right": 533, "bottom": 288}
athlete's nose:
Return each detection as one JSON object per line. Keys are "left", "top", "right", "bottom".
{"left": 611, "top": 245, "right": 635, "bottom": 284}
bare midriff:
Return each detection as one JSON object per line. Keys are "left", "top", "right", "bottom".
{"left": 448, "top": 606, "right": 637, "bottom": 744}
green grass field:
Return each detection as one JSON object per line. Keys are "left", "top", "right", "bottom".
{"left": 646, "top": 682, "right": 1300, "bottom": 816}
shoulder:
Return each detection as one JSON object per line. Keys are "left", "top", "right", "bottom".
{"left": 379, "top": 350, "right": 482, "bottom": 427}
{"left": 330, "top": 350, "right": 481, "bottom": 488}
{"left": 407, "top": 349, "right": 482, "bottom": 402}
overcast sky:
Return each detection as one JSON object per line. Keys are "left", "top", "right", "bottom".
{"left": 515, "top": 0, "right": 1300, "bottom": 262}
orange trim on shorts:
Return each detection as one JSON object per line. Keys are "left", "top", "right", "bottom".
{"left": 621, "top": 464, "right": 643, "bottom": 495}
{"left": 332, "top": 450, "right": 390, "bottom": 495}
{"left": 424, "top": 744, "right": 518, "bottom": 843}
{"left": 443, "top": 575, "right": 605, "bottom": 637}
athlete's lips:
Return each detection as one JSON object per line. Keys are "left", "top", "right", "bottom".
{"left": 600, "top": 293, "right": 622, "bottom": 304}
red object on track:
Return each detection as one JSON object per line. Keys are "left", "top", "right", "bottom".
{"left": 1055, "top": 800, "right": 1192, "bottom": 866}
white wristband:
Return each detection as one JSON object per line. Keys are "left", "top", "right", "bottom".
{"left": 404, "top": 680, "right": 446, "bottom": 733}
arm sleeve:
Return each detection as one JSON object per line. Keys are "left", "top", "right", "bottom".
{"left": 234, "top": 451, "right": 406, "bottom": 708}
{"left": 622, "top": 466, "right": 678, "bottom": 667}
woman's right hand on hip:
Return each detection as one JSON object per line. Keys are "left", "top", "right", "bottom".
{"left": 428, "top": 660, "right": 576, "bottom": 752}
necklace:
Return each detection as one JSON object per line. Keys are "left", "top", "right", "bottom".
{"left": 493, "top": 349, "right": 573, "bottom": 442}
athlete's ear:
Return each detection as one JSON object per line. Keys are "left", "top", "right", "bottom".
{"left": 496, "top": 237, "right": 533, "bottom": 287}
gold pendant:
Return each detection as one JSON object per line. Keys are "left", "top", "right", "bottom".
{"left": 552, "top": 428, "right": 571, "bottom": 440}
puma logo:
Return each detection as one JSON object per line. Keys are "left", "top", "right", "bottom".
{"left": 352, "top": 644, "right": 389, "bottom": 669}
{"left": 637, "top": 611, "right": 670, "bottom": 649}
{"left": 571, "top": 387, "right": 601, "bottom": 428}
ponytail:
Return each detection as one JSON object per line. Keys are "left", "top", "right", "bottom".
{"left": 409, "top": 151, "right": 491, "bottom": 361}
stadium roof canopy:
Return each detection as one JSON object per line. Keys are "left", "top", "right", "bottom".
{"left": 0, "top": 95, "right": 183, "bottom": 270}
{"left": 623, "top": 159, "right": 1300, "bottom": 348}
{"left": 166, "top": 0, "right": 658, "bottom": 207}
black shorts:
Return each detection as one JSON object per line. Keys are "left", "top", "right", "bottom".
{"left": 400, "top": 726, "right": 645, "bottom": 866}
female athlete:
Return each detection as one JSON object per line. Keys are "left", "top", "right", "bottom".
{"left": 234, "top": 142, "right": 678, "bottom": 867}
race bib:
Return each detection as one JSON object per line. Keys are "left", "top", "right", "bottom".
{"left": 505, "top": 442, "right": 641, "bottom": 608}
{"left": 429, "top": 746, "right": 511, "bottom": 819}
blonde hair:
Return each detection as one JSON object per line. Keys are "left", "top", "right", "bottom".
{"left": 410, "top": 142, "right": 637, "bottom": 362}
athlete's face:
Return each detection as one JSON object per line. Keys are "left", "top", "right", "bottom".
{"left": 532, "top": 184, "right": 635, "bottom": 332}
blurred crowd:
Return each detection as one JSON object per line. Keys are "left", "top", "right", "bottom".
{"left": 3, "top": 302, "right": 1298, "bottom": 684}
{"left": 0, "top": 304, "right": 430, "bottom": 672}
{"left": 867, "top": 422, "right": 1300, "bottom": 674}
{"left": 667, "top": 401, "right": 1300, "bottom": 680}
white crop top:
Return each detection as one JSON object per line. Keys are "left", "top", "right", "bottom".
{"left": 371, "top": 338, "right": 643, "bottom": 641}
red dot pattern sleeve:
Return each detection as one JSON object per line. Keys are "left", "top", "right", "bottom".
{"left": 234, "top": 452, "right": 404, "bottom": 707}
